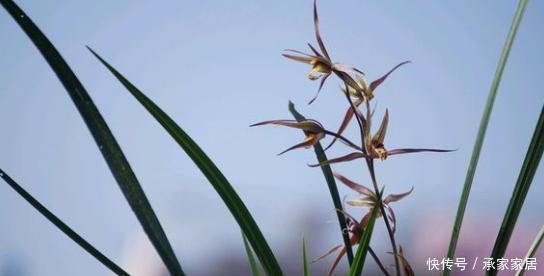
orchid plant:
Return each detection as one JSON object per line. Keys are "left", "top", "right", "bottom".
{"left": 252, "top": 1, "right": 453, "bottom": 275}
{"left": 2, "top": 0, "right": 534, "bottom": 275}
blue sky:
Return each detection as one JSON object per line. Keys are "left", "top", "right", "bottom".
{"left": 1, "top": 1, "right": 543, "bottom": 275}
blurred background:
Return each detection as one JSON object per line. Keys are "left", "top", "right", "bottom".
{"left": 1, "top": 0, "right": 543, "bottom": 275}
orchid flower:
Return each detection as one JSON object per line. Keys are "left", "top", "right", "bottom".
{"left": 283, "top": 0, "right": 363, "bottom": 104}
{"left": 250, "top": 119, "right": 361, "bottom": 155}
{"left": 310, "top": 110, "right": 454, "bottom": 166}
{"left": 324, "top": 61, "right": 410, "bottom": 150}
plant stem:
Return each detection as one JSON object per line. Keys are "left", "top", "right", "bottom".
{"left": 344, "top": 91, "right": 400, "bottom": 276}
{"left": 344, "top": 92, "right": 367, "bottom": 153}
{"left": 369, "top": 247, "right": 391, "bottom": 276}
{"left": 323, "top": 130, "right": 362, "bottom": 151}
{"left": 367, "top": 159, "right": 401, "bottom": 276}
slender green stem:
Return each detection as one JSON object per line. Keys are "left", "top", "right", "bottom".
{"left": 323, "top": 130, "right": 362, "bottom": 151}
{"left": 345, "top": 92, "right": 367, "bottom": 154}
{"left": 367, "top": 159, "right": 401, "bottom": 276}
{"left": 0, "top": 168, "right": 129, "bottom": 276}
{"left": 368, "top": 247, "right": 391, "bottom": 276}
{"left": 343, "top": 91, "right": 399, "bottom": 275}
{"left": 443, "top": 1, "right": 528, "bottom": 274}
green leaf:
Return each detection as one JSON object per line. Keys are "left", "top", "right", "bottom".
{"left": 348, "top": 200, "right": 380, "bottom": 276}
{"left": 288, "top": 102, "right": 354, "bottom": 264}
{"left": 302, "top": 237, "right": 310, "bottom": 276}
{"left": 444, "top": 0, "right": 529, "bottom": 274}
{"left": 488, "top": 105, "right": 544, "bottom": 276}
{"left": 243, "top": 234, "right": 261, "bottom": 276}
{"left": 88, "top": 48, "right": 283, "bottom": 276}
{"left": 0, "top": 1, "right": 184, "bottom": 275}
{"left": 0, "top": 168, "right": 129, "bottom": 276}
{"left": 515, "top": 225, "right": 544, "bottom": 276}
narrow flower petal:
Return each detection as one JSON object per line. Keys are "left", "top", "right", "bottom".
{"left": 278, "top": 134, "right": 321, "bottom": 155}
{"left": 308, "top": 72, "right": 330, "bottom": 104}
{"left": 388, "top": 246, "right": 415, "bottom": 276}
{"left": 383, "top": 203, "right": 397, "bottom": 233}
{"left": 373, "top": 109, "right": 389, "bottom": 145}
{"left": 359, "top": 211, "right": 373, "bottom": 228}
{"left": 324, "top": 105, "right": 357, "bottom": 151}
{"left": 284, "top": 49, "right": 314, "bottom": 57}
{"left": 347, "top": 199, "right": 375, "bottom": 208}
{"left": 308, "top": 152, "right": 367, "bottom": 167}
{"left": 335, "top": 71, "right": 361, "bottom": 94}
{"left": 332, "top": 64, "right": 365, "bottom": 76}
{"left": 282, "top": 53, "right": 314, "bottom": 64}
{"left": 312, "top": 244, "right": 343, "bottom": 263}
{"left": 369, "top": 60, "right": 411, "bottom": 92}
{"left": 327, "top": 246, "right": 347, "bottom": 276}
{"left": 313, "top": 0, "right": 330, "bottom": 60}
{"left": 398, "top": 246, "right": 415, "bottom": 276}
{"left": 307, "top": 43, "right": 324, "bottom": 58}
{"left": 388, "top": 148, "right": 455, "bottom": 156}
{"left": 250, "top": 119, "right": 324, "bottom": 133}
{"left": 384, "top": 187, "right": 414, "bottom": 204}
{"left": 333, "top": 172, "right": 375, "bottom": 197}
{"left": 323, "top": 130, "right": 362, "bottom": 151}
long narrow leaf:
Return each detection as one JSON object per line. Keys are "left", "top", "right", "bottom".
{"left": 0, "top": 1, "right": 184, "bottom": 275}
{"left": 515, "top": 225, "right": 544, "bottom": 276}
{"left": 88, "top": 48, "right": 283, "bottom": 276}
{"left": 444, "top": 0, "right": 529, "bottom": 273}
{"left": 348, "top": 201, "right": 380, "bottom": 276}
{"left": 288, "top": 102, "right": 354, "bottom": 264}
{"left": 0, "top": 168, "right": 129, "bottom": 276}
{"left": 488, "top": 105, "right": 544, "bottom": 276}
{"left": 243, "top": 234, "right": 261, "bottom": 276}
{"left": 303, "top": 237, "right": 310, "bottom": 276}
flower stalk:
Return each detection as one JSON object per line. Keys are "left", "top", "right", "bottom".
{"left": 253, "top": 0, "right": 452, "bottom": 274}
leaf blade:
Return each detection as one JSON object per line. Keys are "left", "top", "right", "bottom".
{"left": 444, "top": 0, "right": 529, "bottom": 273}
{"left": 348, "top": 201, "right": 380, "bottom": 276}
{"left": 303, "top": 237, "right": 310, "bottom": 276}
{"left": 288, "top": 102, "right": 354, "bottom": 265}
{"left": 243, "top": 234, "right": 261, "bottom": 276}
{"left": 488, "top": 105, "right": 544, "bottom": 275}
{"left": 88, "top": 48, "right": 283, "bottom": 276}
{"left": 0, "top": 168, "right": 129, "bottom": 276}
{"left": 515, "top": 225, "right": 544, "bottom": 276}
{"left": 0, "top": 2, "right": 184, "bottom": 275}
